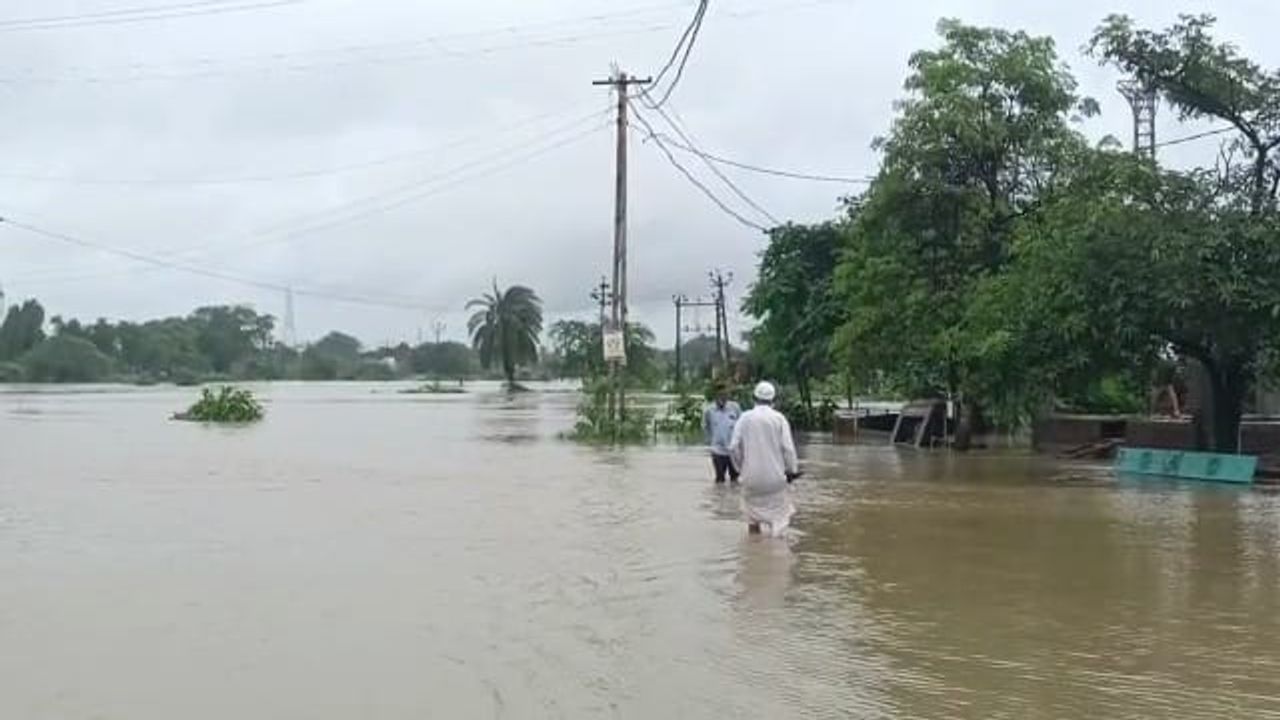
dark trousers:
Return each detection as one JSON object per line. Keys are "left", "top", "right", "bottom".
{"left": 712, "top": 453, "right": 739, "bottom": 483}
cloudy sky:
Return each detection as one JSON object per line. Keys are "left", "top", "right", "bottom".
{"left": 0, "top": 0, "right": 1275, "bottom": 347}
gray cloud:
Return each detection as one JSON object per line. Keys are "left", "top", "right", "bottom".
{"left": 0, "top": 0, "right": 1275, "bottom": 347}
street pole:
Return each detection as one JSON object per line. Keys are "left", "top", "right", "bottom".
{"left": 590, "top": 276, "right": 611, "bottom": 329}
{"left": 592, "top": 69, "right": 651, "bottom": 428}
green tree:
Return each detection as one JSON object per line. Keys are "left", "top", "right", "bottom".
{"left": 548, "top": 320, "right": 599, "bottom": 379}
{"left": 744, "top": 222, "right": 845, "bottom": 413}
{"left": 21, "top": 335, "right": 112, "bottom": 382}
{"left": 546, "top": 319, "right": 660, "bottom": 387}
{"left": 191, "top": 305, "right": 275, "bottom": 374}
{"left": 960, "top": 151, "right": 1167, "bottom": 425}
{"left": 834, "top": 19, "right": 1094, "bottom": 447}
{"left": 412, "top": 341, "right": 477, "bottom": 380}
{"left": 0, "top": 299, "right": 47, "bottom": 362}
{"left": 298, "top": 331, "right": 364, "bottom": 380}
{"left": 466, "top": 282, "right": 543, "bottom": 387}
{"left": 1089, "top": 13, "right": 1280, "bottom": 450}
{"left": 311, "top": 331, "right": 362, "bottom": 361}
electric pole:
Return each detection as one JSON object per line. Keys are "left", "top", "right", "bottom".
{"left": 592, "top": 69, "right": 651, "bottom": 427}
{"left": 709, "top": 270, "right": 733, "bottom": 368}
{"left": 433, "top": 320, "right": 446, "bottom": 345}
{"left": 590, "top": 276, "right": 612, "bottom": 329}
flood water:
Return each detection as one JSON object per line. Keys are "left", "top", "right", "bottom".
{"left": 3, "top": 383, "right": 1280, "bottom": 718}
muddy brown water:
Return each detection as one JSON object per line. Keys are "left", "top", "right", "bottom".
{"left": 3, "top": 383, "right": 1279, "bottom": 718}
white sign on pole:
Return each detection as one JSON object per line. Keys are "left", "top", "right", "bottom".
{"left": 602, "top": 330, "right": 627, "bottom": 364}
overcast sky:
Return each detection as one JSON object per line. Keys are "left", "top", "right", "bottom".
{"left": 0, "top": 0, "right": 1275, "bottom": 347}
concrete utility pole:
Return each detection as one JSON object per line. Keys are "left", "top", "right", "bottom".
{"left": 709, "top": 270, "right": 733, "bottom": 368}
{"left": 433, "top": 320, "right": 446, "bottom": 345}
{"left": 592, "top": 69, "right": 651, "bottom": 427}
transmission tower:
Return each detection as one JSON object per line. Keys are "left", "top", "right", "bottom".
{"left": 1118, "top": 80, "right": 1158, "bottom": 161}
{"left": 283, "top": 287, "right": 297, "bottom": 347}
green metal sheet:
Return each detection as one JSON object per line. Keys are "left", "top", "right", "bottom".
{"left": 1115, "top": 447, "right": 1256, "bottom": 484}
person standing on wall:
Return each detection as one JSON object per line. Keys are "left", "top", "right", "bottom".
{"left": 703, "top": 384, "right": 742, "bottom": 484}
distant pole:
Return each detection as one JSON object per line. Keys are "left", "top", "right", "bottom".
{"left": 433, "top": 320, "right": 446, "bottom": 345}
{"left": 590, "top": 276, "right": 612, "bottom": 329}
{"left": 593, "top": 69, "right": 652, "bottom": 427}
{"left": 673, "top": 294, "right": 686, "bottom": 390}
{"left": 283, "top": 287, "right": 297, "bottom": 347}
{"left": 709, "top": 270, "right": 733, "bottom": 368}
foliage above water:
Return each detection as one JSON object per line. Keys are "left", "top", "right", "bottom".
{"left": 545, "top": 320, "right": 663, "bottom": 389}
{"left": 566, "top": 380, "right": 654, "bottom": 444}
{"left": 654, "top": 394, "right": 705, "bottom": 438}
{"left": 177, "top": 386, "right": 265, "bottom": 423}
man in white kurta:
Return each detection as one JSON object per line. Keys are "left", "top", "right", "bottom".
{"left": 729, "top": 382, "right": 800, "bottom": 537}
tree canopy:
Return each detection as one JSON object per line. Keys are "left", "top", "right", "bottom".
{"left": 736, "top": 14, "right": 1280, "bottom": 452}
{"left": 467, "top": 282, "right": 543, "bottom": 387}
{"left": 546, "top": 319, "right": 661, "bottom": 387}
{"left": 744, "top": 222, "right": 844, "bottom": 411}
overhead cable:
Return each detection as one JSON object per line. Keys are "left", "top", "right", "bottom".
{"left": 0, "top": 0, "right": 304, "bottom": 32}
{"left": 631, "top": 110, "right": 769, "bottom": 232}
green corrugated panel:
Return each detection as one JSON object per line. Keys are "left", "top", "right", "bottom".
{"left": 1115, "top": 447, "right": 1257, "bottom": 484}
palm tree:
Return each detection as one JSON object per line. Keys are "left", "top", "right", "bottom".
{"left": 466, "top": 281, "right": 543, "bottom": 388}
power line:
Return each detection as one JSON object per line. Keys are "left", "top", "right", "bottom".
{"left": 0, "top": 215, "right": 449, "bottom": 311}
{"left": 0, "top": 1, "right": 265, "bottom": 26}
{"left": 635, "top": 100, "right": 780, "bottom": 225}
{"left": 0, "top": 3, "right": 686, "bottom": 83}
{"left": 12, "top": 116, "right": 610, "bottom": 286}
{"left": 650, "top": 131, "right": 872, "bottom": 183}
{"left": 1155, "top": 126, "right": 1236, "bottom": 148}
{"left": 630, "top": 109, "right": 769, "bottom": 232}
{"left": 0, "top": 0, "right": 302, "bottom": 32}
{"left": 648, "top": 0, "right": 708, "bottom": 108}
{"left": 0, "top": 22, "right": 681, "bottom": 85}
{"left": 1, "top": 213, "right": 624, "bottom": 328}
{"left": 0, "top": 101, "right": 602, "bottom": 186}
{"left": 0, "top": 0, "right": 832, "bottom": 85}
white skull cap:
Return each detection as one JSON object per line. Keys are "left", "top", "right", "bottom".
{"left": 753, "top": 381, "right": 776, "bottom": 402}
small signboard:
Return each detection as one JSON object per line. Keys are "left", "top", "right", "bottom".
{"left": 602, "top": 330, "right": 627, "bottom": 364}
{"left": 1115, "top": 447, "right": 1257, "bottom": 484}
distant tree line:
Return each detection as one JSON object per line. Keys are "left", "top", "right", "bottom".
{"left": 0, "top": 299, "right": 485, "bottom": 384}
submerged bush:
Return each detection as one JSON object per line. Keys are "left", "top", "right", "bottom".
{"left": 655, "top": 394, "right": 704, "bottom": 437}
{"left": 177, "top": 386, "right": 264, "bottom": 423}
{"left": 566, "top": 379, "right": 653, "bottom": 443}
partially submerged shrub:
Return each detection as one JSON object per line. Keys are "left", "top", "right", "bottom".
{"left": 566, "top": 379, "right": 653, "bottom": 443}
{"left": 655, "top": 394, "right": 704, "bottom": 437}
{"left": 176, "top": 386, "right": 264, "bottom": 423}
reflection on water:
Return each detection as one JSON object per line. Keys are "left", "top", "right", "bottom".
{"left": 2, "top": 383, "right": 1279, "bottom": 718}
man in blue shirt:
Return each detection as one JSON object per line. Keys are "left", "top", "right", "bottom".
{"left": 703, "top": 385, "right": 742, "bottom": 484}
